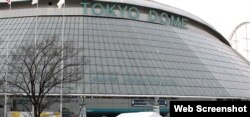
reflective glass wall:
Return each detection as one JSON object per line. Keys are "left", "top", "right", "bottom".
{"left": 1, "top": 16, "right": 250, "bottom": 97}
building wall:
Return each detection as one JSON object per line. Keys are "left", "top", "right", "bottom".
{"left": 1, "top": 16, "right": 250, "bottom": 98}
{"left": 1, "top": 1, "right": 250, "bottom": 117}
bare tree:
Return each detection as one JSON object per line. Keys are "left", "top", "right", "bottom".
{"left": 5, "top": 36, "right": 88, "bottom": 117}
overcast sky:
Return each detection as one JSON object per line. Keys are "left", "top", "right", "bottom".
{"left": 154, "top": 0, "right": 250, "bottom": 40}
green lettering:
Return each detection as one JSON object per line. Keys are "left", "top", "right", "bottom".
{"left": 118, "top": 5, "right": 128, "bottom": 18}
{"left": 92, "top": 3, "right": 104, "bottom": 16}
{"left": 106, "top": 4, "right": 117, "bottom": 17}
{"left": 128, "top": 7, "right": 140, "bottom": 19}
{"left": 181, "top": 18, "right": 188, "bottom": 29}
{"left": 160, "top": 13, "right": 170, "bottom": 24}
{"left": 81, "top": 2, "right": 90, "bottom": 15}
{"left": 81, "top": 2, "right": 187, "bottom": 29}
{"left": 170, "top": 15, "right": 182, "bottom": 28}
{"left": 148, "top": 10, "right": 158, "bottom": 22}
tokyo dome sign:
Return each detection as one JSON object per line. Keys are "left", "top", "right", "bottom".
{"left": 81, "top": 1, "right": 188, "bottom": 29}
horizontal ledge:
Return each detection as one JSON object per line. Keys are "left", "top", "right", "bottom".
{"left": 0, "top": 93, "right": 249, "bottom": 100}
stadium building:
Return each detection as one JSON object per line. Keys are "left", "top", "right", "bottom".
{"left": 1, "top": 0, "right": 250, "bottom": 117}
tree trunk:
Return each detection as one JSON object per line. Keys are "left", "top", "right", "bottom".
{"left": 34, "top": 106, "right": 40, "bottom": 117}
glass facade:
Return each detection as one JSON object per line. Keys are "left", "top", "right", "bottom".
{"left": 1, "top": 16, "right": 250, "bottom": 98}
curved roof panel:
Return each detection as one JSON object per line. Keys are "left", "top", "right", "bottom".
{"left": 96, "top": 0, "right": 230, "bottom": 45}
{"left": 96, "top": 0, "right": 213, "bottom": 29}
